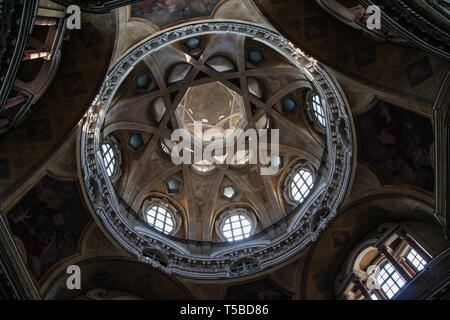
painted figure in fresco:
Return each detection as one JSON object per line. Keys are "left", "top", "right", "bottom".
{"left": 373, "top": 102, "right": 415, "bottom": 174}
{"left": 7, "top": 177, "right": 85, "bottom": 279}
{"left": 133, "top": 0, "right": 211, "bottom": 14}
{"left": 360, "top": 101, "right": 434, "bottom": 191}
{"left": 131, "top": 0, "right": 218, "bottom": 27}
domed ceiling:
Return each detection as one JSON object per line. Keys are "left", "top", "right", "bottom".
{"left": 80, "top": 22, "right": 354, "bottom": 279}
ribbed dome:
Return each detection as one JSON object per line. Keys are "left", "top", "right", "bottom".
{"left": 80, "top": 22, "right": 353, "bottom": 279}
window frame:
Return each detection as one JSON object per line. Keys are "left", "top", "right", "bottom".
{"left": 377, "top": 262, "right": 406, "bottom": 299}
{"left": 405, "top": 248, "right": 427, "bottom": 272}
{"left": 370, "top": 293, "right": 379, "bottom": 300}
{"left": 305, "top": 91, "right": 327, "bottom": 134}
{"left": 337, "top": 225, "right": 434, "bottom": 300}
{"left": 311, "top": 94, "right": 326, "bottom": 127}
{"left": 283, "top": 161, "right": 316, "bottom": 206}
{"left": 101, "top": 143, "right": 116, "bottom": 177}
{"left": 100, "top": 136, "right": 122, "bottom": 182}
{"left": 216, "top": 207, "right": 257, "bottom": 242}
{"left": 142, "top": 198, "right": 181, "bottom": 236}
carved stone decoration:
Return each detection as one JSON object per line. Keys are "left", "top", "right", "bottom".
{"left": 308, "top": 207, "right": 336, "bottom": 242}
{"left": 337, "top": 117, "right": 351, "bottom": 149}
{"left": 80, "top": 22, "right": 354, "bottom": 279}
{"left": 314, "top": 0, "right": 406, "bottom": 44}
{"left": 141, "top": 248, "right": 170, "bottom": 269}
{"left": 228, "top": 258, "right": 261, "bottom": 277}
{"left": 358, "top": 0, "right": 450, "bottom": 61}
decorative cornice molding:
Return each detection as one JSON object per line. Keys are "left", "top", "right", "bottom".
{"left": 314, "top": 0, "right": 406, "bottom": 44}
{"left": 358, "top": 0, "right": 450, "bottom": 61}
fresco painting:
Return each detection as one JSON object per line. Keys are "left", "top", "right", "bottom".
{"left": 7, "top": 176, "right": 89, "bottom": 280}
{"left": 131, "top": 0, "right": 221, "bottom": 27}
{"left": 406, "top": 57, "right": 433, "bottom": 87}
{"left": 357, "top": 101, "right": 434, "bottom": 192}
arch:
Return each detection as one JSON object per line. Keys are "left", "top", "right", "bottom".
{"left": 42, "top": 256, "right": 194, "bottom": 300}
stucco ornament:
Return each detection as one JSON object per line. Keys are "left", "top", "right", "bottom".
{"left": 80, "top": 22, "right": 353, "bottom": 279}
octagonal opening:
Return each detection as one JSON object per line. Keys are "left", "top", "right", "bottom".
{"left": 135, "top": 73, "right": 153, "bottom": 92}
{"left": 175, "top": 81, "right": 247, "bottom": 144}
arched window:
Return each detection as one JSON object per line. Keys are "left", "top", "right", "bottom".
{"left": 406, "top": 248, "right": 427, "bottom": 272}
{"left": 377, "top": 262, "right": 406, "bottom": 299}
{"left": 337, "top": 224, "right": 435, "bottom": 300}
{"left": 222, "top": 213, "right": 252, "bottom": 242}
{"left": 145, "top": 204, "right": 175, "bottom": 235}
{"left": 101, "top": 143, "right": 116, "bottom": 177}
{"left": 290, "top": 168, "right": 314, "bottom": 204}
{"left": 312, "top": 94, "right": 326, "bottom": 126}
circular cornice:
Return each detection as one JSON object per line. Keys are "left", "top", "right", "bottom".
{"left": 80, "top": 21, "right": 354, "bottom": 279}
